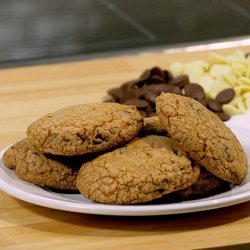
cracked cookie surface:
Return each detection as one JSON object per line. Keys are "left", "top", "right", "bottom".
{"left": 76, "top": 135, "right": 200, "bottom": 204}
{"left": 156, "top": 93, "right": 248, "bottom": 184}
{"left": 2, "top": 139, "right": 83, "bottom": 190}
{"left": 27, "top": 103, "right": 143, "bottom": 156}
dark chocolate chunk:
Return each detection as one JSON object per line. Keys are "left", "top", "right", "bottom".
{"left": 105, "top": 66, "right": 231, "bottom": 121}
{"left": 163, "top": 70, "right": 173, "bottom": 83}
{"left": 216, "top": 112, "right": 230, "bottom": 121}
{"left": 207, "top": 99, "right": 222, "bottom": 112}
{"left": 107, "top": 88, "right": 124, "bottom": 102}
{"left": 196, "top": 98, "right": 207, "bottom": 107}
{"left": 147, "top": 75, "right": 165, "bottom": 84}
{"left": 139, "top": 69, "right": 151, "bottom": 81}
{"left": 103, "top": 97, "right": 116, "bottom": 103}
{"left": 168, "top": 85, "right": 182, "bottom": 95}
{"left": 138, "top": 110, "right": 147, "bottom": 118}
{"left": 184, "top": 83, "right": 205, "bottom": 100}
{"left": 151, "top": 66, "right": 165, "bottom": 79}
{"left": 143, "top": 84, "right": 172, "bottom": 103}
{"left": 147, "top": 111, "right": 156, "bottom": 117}
{"left": 169, "top": 75, "right": 189, "bottom": 87}
{"left": 120, "top": 79, "right": 139, "bottom": 91}
{"left": 93, "top": 132, "right": 108, "bottom": 145}
{"left": 215, "top": 88, "right": 235, "bottom": 104}
{"left": 124, "top": 99, "right": 150, "bottom": 110}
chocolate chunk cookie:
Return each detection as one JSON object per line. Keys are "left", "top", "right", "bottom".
{"left": 2, "top": 139, "right": 83, "bottom": 190}
{"left": 156, "top": 93, "right": 248, "bottom": 184}
{"left": 176, "top": 167, "right": 230, "bottom": 200}
{"left": 27, "top": 103, "right": 143, "bottom": 156}
{"left": 76, "top": 135, "right": 200, "bottom": 204}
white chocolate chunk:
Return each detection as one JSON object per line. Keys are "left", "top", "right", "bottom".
{"left": 228, "top": 96, "right": 242, "bottom": 106}
{"left": 244, "top": 97, "right": 250, "bottom": 109}
{"left": 208, "top": 53, "right": 227, "bottom": 64}
{"left": 238, "top": 77, "right": 250, "bottom": 86}
{"left": 210, "top": 79, "right": 230, "bottom": 96}
{"left": 209, "top": 64, "right": 231, "bottom": 77}
{"left": 234, "top": 85, "right": 250, "bottom": 96}
{"left": 168, "top": 49, "right": 250, "bottom": 117}
{"left": 242, "top": 93, "right": 250, "bottom": 109}
{"left": 245, "top": 66, "right": 250, "bottom": 78}
{"left": 206, "top": 92, "right": 217, "bottom": 99}
{"left": 169, "top": 62, "right": 183, "bottom": 77}
{"left": 186, "top": 66, "right": 204, "bottom": 83}
{"left": 242, "top": 92, "right": 250, "bottom": 99}
{"left": 230, "top": 96, "right": 247, "bottom": 113}
{"left": 221, "top": 73, "right": 237, "bottom": 87}
{"left": 226, "top": 56, "right": 248, "bottom": 65}
{"left": 189, "top": 60, "right": 210, "bottom": 70}
{"left": 231, "top": 63, "right": 246, "bottom": 75}
{"left": 233, "top": 50, "right": 245, "bottom": 59}
{"left": 237, "top": 99, "right": 247, "bottom": 113}
{"left": 222, "top": 104, "right": 243, "bottom": 115}
{"left": 199, "top": 74, "right": 214, "bottom": 93}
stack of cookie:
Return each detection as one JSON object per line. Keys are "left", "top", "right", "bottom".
{"left": 3, "top": 103, "right": 142, "bottom": 191}
{"left": 3, "top": 94, "right": 248, "bottom": 204}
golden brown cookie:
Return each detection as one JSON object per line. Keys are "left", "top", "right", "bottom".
{"left": 176, "top": 167, "right": 230, "bottom": 200}
{"left": 156, "top": 93, "right": 248, "bottom": 184}
{"left": 2, "top": 139, "right": 83, "bottom": 190}
{"left": 142, "top": 116, "right": 168, "bottom": 136}
{"left": 27, "top": 103, "right": 143, "bottom": 156}
{"left": 76, "top": 135, "right": 200, "bottom": 204}
{"left": 2, "top": 144, "right": 16, "bottom": 170}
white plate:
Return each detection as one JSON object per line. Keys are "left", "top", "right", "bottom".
{"left": 0, "top": 117, "right": 250, "bottom": 216}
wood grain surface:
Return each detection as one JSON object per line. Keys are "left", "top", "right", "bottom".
{"left": 0, "top": 46, "right": 249, "bottom": 250}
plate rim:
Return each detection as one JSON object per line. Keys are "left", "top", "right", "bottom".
{"left": 0, "top": 166, "right": 249, "bottom": 216}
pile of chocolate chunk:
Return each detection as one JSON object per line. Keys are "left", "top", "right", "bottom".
{"left": 105, "top": 66, "right": 235, "bottom": 121}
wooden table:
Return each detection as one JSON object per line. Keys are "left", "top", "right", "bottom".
{"left": 0, "top": 45, "right": 250, "bottom": 250}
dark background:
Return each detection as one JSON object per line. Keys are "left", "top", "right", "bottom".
{"left": 0, "top": 0, "right": 249, "bottom": 67}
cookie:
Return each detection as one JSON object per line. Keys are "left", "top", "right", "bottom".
{"left": 27, "top": 103, "right": 143, "bottom": 156}
{"left": 76, "top": 135, "right": 200, "bottom": 204}
{"left": 176, "top": 167, "right": 230, "bottom": 200}
{"left": 2, "top": 139, "right": 83, "bottom": 190}
{"left": 2, "top": 144, "right": 16, "bottom": 170}
{"left": 142, "top": 116, "right": 168, "bottom": 136}
{"left": 156, "top": 93, "right": 248, "bottom": 184}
